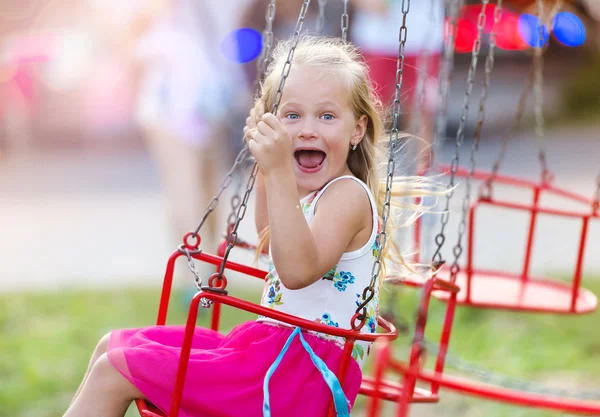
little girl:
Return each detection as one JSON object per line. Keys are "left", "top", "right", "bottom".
{"left": 63, "top": 36, "right": 436, "bottom": 417}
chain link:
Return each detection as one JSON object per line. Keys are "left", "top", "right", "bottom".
{"left": 180, "top": 246, "right": 213, "bottom": 308}
{"left": 341, "top": 0, "right": 350, "bottom": 43}
{"left": 193, "top": 147, "right": 250, "bottom": 237}
{"left": 431, "top": 0, "right": 488, "bottom": 272}
{"left": 431, "top": 0, "right": 462, "bottom": 170}
{"left": 354, "top": 0, "right": 410, "bottom": 324}
{"left": 533, "top": 0, "right": 551, "bottom": 183}
{"left": 410, "top": 0, "right": 435, "bottom": 157}
{"left": 481, "top": 67, "right": 534, "bottom": 197}
{"left": 316, "top": 0, "right": 328, "bottom": 32}
{"left": 255, "top": 0, "right": 277, "bottom": 94}
{"left": 227, "top": 0, "right": 278, "bottom": 229}
{"left": 448, "top": 0, "right": 500, "bottom": 281}
{"left": 216, "top": 0, "right": 313, "bottom": 287}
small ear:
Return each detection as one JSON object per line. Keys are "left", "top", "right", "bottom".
{"left": 352, "top": 115, "right": 369, "bottom": 145}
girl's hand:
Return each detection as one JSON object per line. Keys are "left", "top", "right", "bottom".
{"left": 248, "top": 112, "right": 293, "bottom": 176}
{"left": 243, "top": 106, "right": 264, "bottom": 143}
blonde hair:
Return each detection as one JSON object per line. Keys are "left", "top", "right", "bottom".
{"left": 252, "top": 36, "right": 445, "bottom": 279}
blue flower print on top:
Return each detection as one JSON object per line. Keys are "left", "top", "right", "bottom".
{"left": 262, "top": 272, "right": 283, "bottom": 308}
{"left": 323, "top": 270, "right": 356, "bottom": 292}
{"left": 372, "top": 234, "right": 380, "bottom": 259}
{"left": 315, "top": 313, "right": 339, "bottom": 328}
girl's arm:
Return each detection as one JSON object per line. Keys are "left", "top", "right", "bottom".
{"left": 265, "top": 173, "right": 370, "bottom": 289}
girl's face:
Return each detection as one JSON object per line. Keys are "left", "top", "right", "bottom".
{"left": 278, "top": 65, "right": 368, "bottom": 196}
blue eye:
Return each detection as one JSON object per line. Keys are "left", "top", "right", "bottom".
{"left": 286, "top": 113, "right": 299, "bottom": 120}
{"left": 321, "top": 113, "right": 334, "bottom": 121}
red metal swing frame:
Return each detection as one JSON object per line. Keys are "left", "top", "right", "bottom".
{"left": 370, "top": 275, "right": 600, "bottom": 417}
{"left": 419, "top": 165, "right": 599, "bottom": 314}
{"left": 133, "top": 241, "right": 460, "bottom": 417}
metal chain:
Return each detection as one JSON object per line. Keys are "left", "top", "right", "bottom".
{"left": 215, "top": 0, "right": 313, "bottom": 291}
{"left": 341, "top": 0, "right": 350, "bottom": 43}
{"left": 431, "top": 0, "right": 488, "bottom": 270}
{"left": 316, "top": 0, "right": 328, "bottom": 32}
{"left": 431, "top": 0, "right": 462, "bottom": 170}
{"left": 533, "top": 0, "right": 551, "bottom": 183}
{"left": 227, "top": 0, "right": 278, "bottom": 230}
{"left": 481, "top": 67, "right": 534, "bottom": 196}
{"left": 354, "top": 0, "right": 410, "bottom": 325}
{"left": 193, "top": 146, "right": 250, "bottom": 237}
{"left": 448, "top": 0, "right": 501, "bottom": 282}
{"left": 483, "top": 1, "right": 564, "bottom": 195}
{"left": 181, "top": 247, "right": 212, "bottom": 308}
{"left": 255, "top": 0, "right": 277, "bottom": 94}
{"left": 409, "top": 0, "right": 434, "bottom": 149}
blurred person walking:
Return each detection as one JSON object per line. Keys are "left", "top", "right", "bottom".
{"left": 132, "top": 0, "right": 251, "bottom": 260}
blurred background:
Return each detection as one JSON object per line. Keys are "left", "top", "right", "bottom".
{"left": 1, "top": 0, "right": 600, "bottom": 416}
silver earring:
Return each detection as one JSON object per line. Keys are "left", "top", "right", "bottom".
{"left": 351, "top": 143, "right": 357, "bottom": 151}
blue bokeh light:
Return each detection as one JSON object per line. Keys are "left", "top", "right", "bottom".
{"left": 220, "top": 28, "right": 263, "bottom": 63}
{"left": 553, "top": 12, "right": 586, "bottom": 47}
{"left": 518, "top": 14, "right": 550, "bottom": 48}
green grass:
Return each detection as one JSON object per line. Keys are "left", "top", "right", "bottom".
{"left": 2, "top": 279, "right": 600, "bottom": 417}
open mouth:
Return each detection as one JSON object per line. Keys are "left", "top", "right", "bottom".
{"left": 294, "top": 149, "right": 326, "bottom": 173}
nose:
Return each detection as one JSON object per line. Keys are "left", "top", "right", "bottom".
{"left": 297, "top": 118, "right": 318, "bottom": 141}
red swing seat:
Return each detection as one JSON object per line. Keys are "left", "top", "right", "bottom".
{"left": 372, "top": 276, "right": 600, "bottom": 417}
{"left": 430, "top": 165, "right": 599, "bottom": 315}
{"left": 134, "top": 239, "right": 462, "bottom": 417}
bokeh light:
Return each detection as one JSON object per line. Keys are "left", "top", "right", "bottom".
{"left": 452, "top": 17, "right": 478, "bottom": 53}
{"left": 220, "top": 28, "right": 262, "bottom": 64}
{"left": 496, "top": 13, "right": 529, "bottom": 51}
{"left": 518, "top": 14, "right": 550, "bottom": 48}
{"left": 553, "top": 12, "right": 586, "bottom": 47}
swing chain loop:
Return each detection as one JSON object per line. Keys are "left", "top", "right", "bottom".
{"left": 432, "top": 0, "right": 488, "bottom": 272}
{"left": 316, "top": 0, "right": 328, "bottom": 33}
{"left": 218, "top": 1, "right": 312, "bottom": 282}
{"left": 355, "top": 0, "right": 409, "bottom": 322}
{"left": 450, "top": 0, "right": 501, "bottom": 282}
{"left": 179, "top": 245, "right": 214, "bottom": 308}
{"left": 341, "top": 0, "right": 350, "bottom": 43}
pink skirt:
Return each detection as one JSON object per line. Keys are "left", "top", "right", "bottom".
{"left": 107, "top": 321, "right": 362, "bottom": 417}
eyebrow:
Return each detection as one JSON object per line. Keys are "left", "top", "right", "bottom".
{"left": 280, "top": 100, "right": 342, "bottom": 110}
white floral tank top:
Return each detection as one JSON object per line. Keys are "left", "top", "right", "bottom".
{"left": 257, "top": 175, "right": 380, "bottom": 368}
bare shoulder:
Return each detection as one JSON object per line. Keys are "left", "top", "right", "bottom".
{"left": 314, "top": 178, "right": 373, "bottom": 221}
